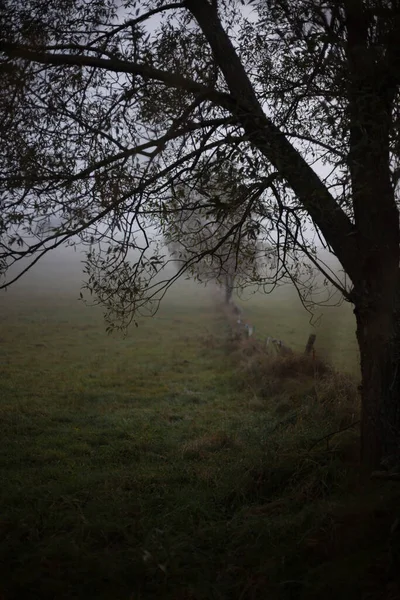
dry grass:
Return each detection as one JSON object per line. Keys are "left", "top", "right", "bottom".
{"left": 232, "top": 340, "right": 321, "bottom": 397}
{"left": 182, "top": 431, "right": 242, "bottom": 459}
{"left": 226, "top": 333, "right": 360, "bottom": 437}
{"left": 234, "top": 336, "right": 328, "bottom": 374}
{"left": 312, "top": 370, "right": 360, "bottom": 424}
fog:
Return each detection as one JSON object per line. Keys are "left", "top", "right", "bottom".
{"left": 2, "top": 244, "right": 86, "bottom": 296}
{"left": 0, "top": 236, "right": 358, "bottom": 375}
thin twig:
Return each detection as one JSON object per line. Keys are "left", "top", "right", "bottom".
{"left": 308, "top": 420, "right": 360, "bottom": 451}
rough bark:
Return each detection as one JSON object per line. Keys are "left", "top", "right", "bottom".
{"left": 354, "top": 278, "right": 400, "bottom": 470}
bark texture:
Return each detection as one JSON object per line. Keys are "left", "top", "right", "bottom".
{"left": 355, "top": 280, "right": 400, "bottom": 470}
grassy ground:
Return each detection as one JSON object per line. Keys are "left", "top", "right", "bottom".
{"left": 0, "top": 282, "right": 399, "bottom": 600}
{"left": 236, "top": 284, "right": 359, "bottom": 374}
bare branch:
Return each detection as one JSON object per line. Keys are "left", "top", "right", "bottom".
{"left": 185, "top": 0, "right": 359, "bottom": 281}
{"left": 0, "top": 42, "right": 233, "bottom": 106}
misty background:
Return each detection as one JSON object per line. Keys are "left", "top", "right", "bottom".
{"left": 0, "top": 237, "right": 358, "bottom": 374}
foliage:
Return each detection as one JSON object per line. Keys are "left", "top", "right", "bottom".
{"left": 0, "top": 0, "right": 357, "bottom": 329}
{"left": 163, "top": 166, "right": 274, "bottom": 302}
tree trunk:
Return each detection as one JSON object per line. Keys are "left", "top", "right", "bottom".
{"left": 224, "top": 274, "right": 234, "bottom": 304}
{"left": 355, "top": 282, "right": 400, "bottom": 471}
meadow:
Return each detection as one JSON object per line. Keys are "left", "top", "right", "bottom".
{"left": 0, "top": 277, "right": 399, "bottom": 600}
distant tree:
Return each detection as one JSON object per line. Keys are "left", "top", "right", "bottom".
{"left": 2, "top": 0, "right": 400, "bottom": 470}
{"left": 164, "top": 167, "right": 273, "bottom": 305}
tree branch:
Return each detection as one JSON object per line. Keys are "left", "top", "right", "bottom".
{"left": 185, "top": 0, "right": 360, "bottom": 282}
{"left": 93, "top": 2, "right": 186, "bottom": 40}
{"left": 0, "top": 42, "right": 232, "bottom": 107}
{"left": 1, "top": 6, "right": 359, "bottom": 283}
{"left": 0, "top": 133, "right": 248, "bottom": 289}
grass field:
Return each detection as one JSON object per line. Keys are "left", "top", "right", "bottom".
{"left": 235, "top": 283, "right": 359, "bottom": 374}
{"left": 0, "top": 279, "right": 399, "bottom": 599}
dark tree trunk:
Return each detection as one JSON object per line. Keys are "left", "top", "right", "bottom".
{"left": 344, "top": 4, "right": 400, "bottom": 470}
{"left": 354, "top": 280, "right": 400, "bottom": 470}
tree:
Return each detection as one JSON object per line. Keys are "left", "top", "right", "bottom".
{"left": 164, "top": 167, "right": 272, "bottom": 305}
{"left": 1, "top": 0, "right": 400, "bottom": 470}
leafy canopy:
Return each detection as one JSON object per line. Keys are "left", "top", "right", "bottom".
{"left": 2, "top": 0, "right": 397, "bottom": 328}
